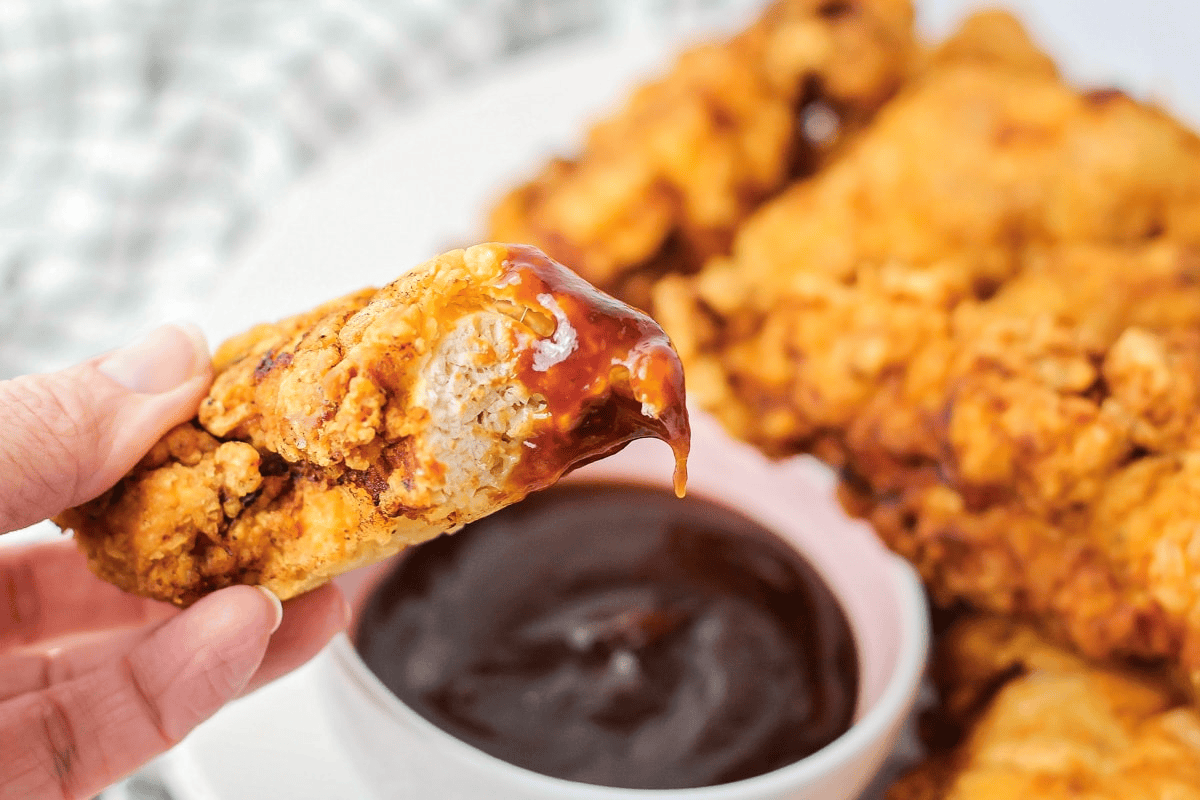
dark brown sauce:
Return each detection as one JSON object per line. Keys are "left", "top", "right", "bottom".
{"left": 497, "top": 245, "right": 690, "bottom": 497}
{"left": 356, "top": 483, "right": 859, "bottom": 790}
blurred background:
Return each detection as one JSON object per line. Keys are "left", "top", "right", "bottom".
{"left": 0, "top": 0, "right": 766, "bottom": 379}
{"left": 3, "top": 0, "right": 1199, "bottom": 380}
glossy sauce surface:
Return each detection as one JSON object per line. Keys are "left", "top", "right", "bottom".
{"left": 356, "top": 483, "right": 859, "bottom": 790}
{"left": 497, "top": 245, "right": 690, "bottom": 496}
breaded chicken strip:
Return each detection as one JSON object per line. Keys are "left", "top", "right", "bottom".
{"left": 489, "top": 0, "right": 916, "bottom": 309}
{"left": 887, "top": 616, "right": 1200, "bottom": 800}
{"left": 655, "top": 13, "right": 1200, "bottom": 689}
{"left": 56, "top": 244, "right": 689, "bottom": 606}
{"left": 659, "top": 12, "right": 1200, "bottom": 451}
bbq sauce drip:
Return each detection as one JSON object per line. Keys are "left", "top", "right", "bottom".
{"left": 355, "top": 484, "right": 859, "bottom": 790}
{"left": 497, "top": 245, "right": 690, "bottom": 497}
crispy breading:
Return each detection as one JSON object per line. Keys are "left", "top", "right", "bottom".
{"left": 488, "top": 0, "right": 916, "bottom": 309}
{"left": 56, "top": 244, "right": 689, "bottom": 606}
{"left": 654, "top": 12, "right": 1200, "bottom": 688}
{"left": 887, "top": 616, "right": 1200, "bottom": 800}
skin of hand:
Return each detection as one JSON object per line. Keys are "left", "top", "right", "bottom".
{"left": 0, "top": 325, "right": 349, "bottom": 800}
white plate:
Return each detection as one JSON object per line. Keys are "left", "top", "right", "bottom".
{"left": 163, "top": 3, "right": 1200, "bottom": 798}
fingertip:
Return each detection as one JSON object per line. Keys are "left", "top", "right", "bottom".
{"left": 242, "top": 583, "right": 350, "bottom": 695}
{"left": 173, "top": 322, "right": 212, "bottom": 370}
{"left": 96, "top": 323, "right": 210, "bottom": 394}
{"left": 0, "top": 323, "right": 217, "bottom": 529}
{"left": 72, "top": 341, "right": 214, "bottom": 507}
{"left": 256, "top": 585, "right": 284, "bottom": 633}
{"left": 121, "top": 585, "right": 279, "bottom": 743}
{"left": 180, "top": 585, "right": 278, "bottom": 674}
{"left": 196, "top": 584, "right": 280, "bottom": 637}
{"left": 86, "top": 323, "right": 214, "bottom": 502}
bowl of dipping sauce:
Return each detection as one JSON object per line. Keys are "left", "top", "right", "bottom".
{"left": 319, "top": 411, "right": 929, "bottom": 800}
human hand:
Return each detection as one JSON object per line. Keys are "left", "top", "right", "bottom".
{"left": 0, "top": 325, "right": 348, "bottom": 799}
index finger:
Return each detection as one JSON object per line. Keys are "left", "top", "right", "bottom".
{"left": 0, "top": 541, "right": 173, "bottom": 651}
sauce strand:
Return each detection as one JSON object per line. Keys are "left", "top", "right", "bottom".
{"left": 496, "top": 245, "right": 690, "bottom": 496}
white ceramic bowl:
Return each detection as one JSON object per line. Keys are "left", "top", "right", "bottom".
{"left": 318, "top": 411, "right": 929, "bottom": 800}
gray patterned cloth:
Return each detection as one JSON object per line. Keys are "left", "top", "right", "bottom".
{"left": 0, "top": 0, "right": 738, "bottom": 379}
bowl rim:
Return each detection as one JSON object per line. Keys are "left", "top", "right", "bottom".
{"left": 326, "top": 548, "right": 929, "bottom": 798}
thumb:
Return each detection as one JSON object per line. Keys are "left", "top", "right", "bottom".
{"left": 0, "top": 325, "right": 213, "bottom": 532}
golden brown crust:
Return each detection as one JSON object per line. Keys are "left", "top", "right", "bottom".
{"left": 887, "top": 617, "right": 1200, "bottom": 800}
{"left": 488, "top": 0, "right": 916, "bottom": 309}
{"left": 56, "top": 244, "right": 689, "bottom": 606}
{"left": 655, "top": 11, "right": 1200, "bottom": 690}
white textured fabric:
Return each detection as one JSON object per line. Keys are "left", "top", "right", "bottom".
{"left": 0, "top": 0, "right": 638, "bottom": 378}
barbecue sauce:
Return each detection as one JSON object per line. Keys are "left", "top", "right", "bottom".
{"left": 497, "top": 244, "right": 690, "bottom": 497}
{"left": 356, "top": 483, "right": 859, "bottom": 790}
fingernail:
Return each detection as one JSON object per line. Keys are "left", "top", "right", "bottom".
{"left": 256, "top": 585, "right": 284, "bottom": 633}
{"left": 98, "top": 323, "right": 210, "bottom": 394}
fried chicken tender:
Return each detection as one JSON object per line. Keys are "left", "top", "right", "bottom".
{"left": 655, "top": 13, "right": 1200, "bottom": 689}
{"left": 56, "top": 244, "right": 689, "bottom": 606}
{"left": 489, "top": 0, "right": 916, "bottom": 309}
{"left": 887, "top": 616, "right": 1200, "bottom": 800}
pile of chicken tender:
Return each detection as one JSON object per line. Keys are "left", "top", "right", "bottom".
{"left": 490, "top": 2, "right": 1200, "bottom": 796}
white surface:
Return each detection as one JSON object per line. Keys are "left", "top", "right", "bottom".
{"left": 169, "top": 2, "right": 1200, "bottom": 798}
{"left": 918, "top": 0, "right": 1200, "bottom": 129}
{"left": 161, "top": 663, "right": 375, "bottom": 800}
{"left": 1, "top": 520, "right": 66, "bottom": 547}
